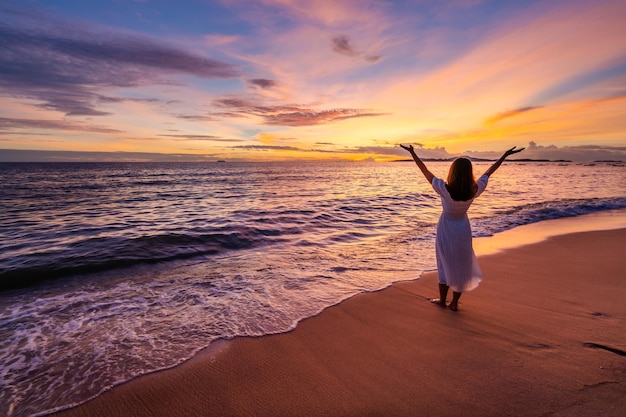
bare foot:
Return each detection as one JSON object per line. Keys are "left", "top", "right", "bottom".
{"left": 448, "top": 304, "right": 459, "bottom": 312}
{"left": 430, "top": 298, "right": 446, "bottom": 308}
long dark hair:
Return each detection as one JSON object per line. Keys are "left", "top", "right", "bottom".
{"left": 446, "top": 157, "right": 477, "bottom": 201}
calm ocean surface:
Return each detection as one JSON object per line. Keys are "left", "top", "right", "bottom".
{"left": 1, "top": 161, "right": 625, "bottom": 416}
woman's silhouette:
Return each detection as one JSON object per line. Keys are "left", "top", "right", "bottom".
{"left": 400, "top": 144, "right": 524, "bottom": 311}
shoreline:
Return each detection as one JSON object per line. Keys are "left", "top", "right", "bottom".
{"left": 474, "top": 208, "right": 626, "bottom": 255}
{"left": 51, "top": 213, "right": 626, "bottom": 417}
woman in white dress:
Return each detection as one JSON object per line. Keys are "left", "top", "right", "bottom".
{"left": 400, "top": 144, "right": 524, "bottom": 311}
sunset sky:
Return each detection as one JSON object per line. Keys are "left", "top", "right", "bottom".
{"left": 1, "top": 0, "right": 625, "bottom": 162}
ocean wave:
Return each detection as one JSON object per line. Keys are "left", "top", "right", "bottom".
{"left": 473, "top": 196, "right": 626, "bottom": 237}
{"left": 0, "top": 228, "right": 285, "bottom": 291}
{"left": 3, "top": 196, "right": 623, "bottom": 292}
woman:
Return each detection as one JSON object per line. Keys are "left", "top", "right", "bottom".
{"left": 400, "top": 144, "right": 524, "bottom": 311}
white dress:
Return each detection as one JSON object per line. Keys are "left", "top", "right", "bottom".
{"left": 431, "top": 175, "right": 489, "bottom": 293}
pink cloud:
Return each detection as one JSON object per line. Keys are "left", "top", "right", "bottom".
{"left": 255, "top": 0, "right": 387, "bottom": 26}
{"left": 419, "top": 0, "right": 626, "bottom": 105}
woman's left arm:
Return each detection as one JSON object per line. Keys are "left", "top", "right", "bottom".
{"left": 483, "top": 146, "right": 525, "bottom": 177}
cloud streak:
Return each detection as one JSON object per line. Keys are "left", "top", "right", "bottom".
{"left": 214, "top": 98, "right": 385, "bottom": 126}
{"left": 485, "top": 106, "right": 543, "bottom": 124}
{"left": 331, "top": 34, "right": 382, "bottom": 63}
{"left": 157, "top": 134, "right": 244, "bottom": 142}
{"left": 0, "top": 117, "right": 122, "bottom": 133}
{"left": 0, "top": 149, "right": 217, "bottom": 162}
{"left": 233, "top": 144, "right": 301, "bottom": 151}
{"left": 248, "top": 78, "right": 278, "bottom": 89}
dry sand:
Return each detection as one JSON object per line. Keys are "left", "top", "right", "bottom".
{"left": 53, "top": 228, "right": 626, "bottom": 417}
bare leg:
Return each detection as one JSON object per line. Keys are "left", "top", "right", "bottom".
{"left": 449, "top": 291, "right": 462, "bottom": 311}
{"left": 430, "top": 284, "right": 449, "bottom": 308}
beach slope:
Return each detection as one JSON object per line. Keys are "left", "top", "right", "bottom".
{"left": 54, "top": 229, "right": 626, "bottom": 417}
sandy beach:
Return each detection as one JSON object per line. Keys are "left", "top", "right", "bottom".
{"left": 53, "top": 226, "right": 626, "bottom": 417}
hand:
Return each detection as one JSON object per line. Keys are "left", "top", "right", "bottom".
{"left": 400, "top": 144, "right": 414, "bottom": 153}
{"left": 504, "top": 146, "right": 525, "bottom": 157}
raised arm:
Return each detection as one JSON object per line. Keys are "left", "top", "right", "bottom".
{"left": 482, "top": 146, "right": 525, "bottom": 177}
{"left": 400, "top": 144, "right": 434, "bottom": 184}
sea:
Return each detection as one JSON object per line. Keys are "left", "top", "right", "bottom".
{"left": 1, "top": 160, "right": 625, "bottom": 416}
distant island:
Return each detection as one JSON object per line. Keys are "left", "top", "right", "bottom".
{"left": 391, "top": 158, "right": 573, "bottom": 163}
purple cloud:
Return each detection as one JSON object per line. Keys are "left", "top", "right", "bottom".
{"left": 172, "top": 114, "right": 216, "bottom": 122}
{"left": 466, "top": 141, "right": 626, "bottom": 162}
{"left": 0, "top": 117, "right": 123, "bottom": 133}
{"left": 365, "top": 54, "right": 382, "bottom": 63}
{"left": 213, "top": 98, "right": 386, "bottom": 126}
{"left": 331, "top": 35, "right": 382, "bottom": 63}
{"left": 332, "top": 35, "right": 359, "bottom": 56}
{"left": 0, "top": 6, "right": 240, "bottom": 117}
{"left": 248, "top": 78, "right": 278, "bottom": 89}
{"left": 264, "top": 109, "right": 384, "bottom": 126}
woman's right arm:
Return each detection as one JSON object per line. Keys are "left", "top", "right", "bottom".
{"left": 400, "top": 144, "right": 434, "bottom": 184}
{"left": 483, "top": 146, "right": 525, "bottom": 177}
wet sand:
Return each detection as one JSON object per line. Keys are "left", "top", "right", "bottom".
{"left": 54, "top": 228, "right": 626, "bottom": 417}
